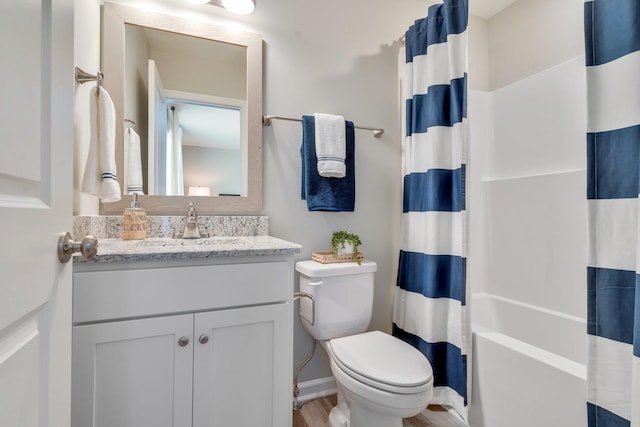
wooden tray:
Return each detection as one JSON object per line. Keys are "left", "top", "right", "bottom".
{"left": 312, "top": 251, "right": 364, "bottom": 264}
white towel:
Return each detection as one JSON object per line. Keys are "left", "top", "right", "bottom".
{"left": 314, "top": 113, "right": 346, "bottom": 178}
{"left": 124, "top": 128, "right": 144, "bottom": 194}
{"left": 81, "top": 86, "right": 121, "bottom": 202}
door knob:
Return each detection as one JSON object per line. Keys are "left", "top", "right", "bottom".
{"left": 57, "top": 232, "right": 98, "bottom": 263}
{"left": 198, "top": 334, "right": 209, "bottom": 344}
{"left": 178, "top": 336, "right": 190, "bottom": 347}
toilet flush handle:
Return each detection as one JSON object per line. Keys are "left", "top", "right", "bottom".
{"left": 294, "top": 291, "right": 315, "bottom": 326}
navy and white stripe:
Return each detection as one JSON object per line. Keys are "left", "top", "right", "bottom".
{"left": 101, "top": 172, "right": 118, "bottom": 182}
{"left": 393, "top": 0, "right": 469, "bottom": 419}
{"left": 585, "top": 0, "right": 640, "bottom": 425}
{"left": 317, "top": 156, "right": 345, "bottom": 162}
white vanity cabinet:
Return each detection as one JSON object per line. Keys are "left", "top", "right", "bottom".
{"left": 71, "top": 256, "right": 294, "bottom": 427}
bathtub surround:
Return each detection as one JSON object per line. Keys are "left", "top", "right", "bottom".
{"left": 466, "top": 0, "right": 588, "bottom": 424}
{"left": 585, "top": 0, "right": 640, "bottom": 425}
{"left": 393, "top": 0, "right": 469, "bottom": 419}
{"left": 467, "top": 60, "right": 589, "bottom": 427}
{"left": 471, "top": 294, "right": 587, "bottom": 426}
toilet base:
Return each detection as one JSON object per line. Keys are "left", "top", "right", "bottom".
{"left": 328, "top": 388, "right": 350, "bottom": 427}
{"left": 328, "top": 401, "right": 349, "bottom": 427}
{"left": 328, "top": 388, "right": 404, "bottom": 427}
{"left": 329, "top": 396, "right": 407, "bottom": 427}
{"left": 328, "top": 355, "right": 432, "bottom": 427}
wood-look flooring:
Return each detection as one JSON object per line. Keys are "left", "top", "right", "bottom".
{"left": 292, "top": 394, "right": 467, "bottom": 427}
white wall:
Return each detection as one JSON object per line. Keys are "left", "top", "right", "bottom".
{"left": 468, "top": 16, "right": 490, "bottom": 91}
{"left": 182, "top": 146, "right": 241, "bottom": 196}
{"left": 151, "top": 46, "right": 246, "bottom": 100}
{"left": 73, "top": 0, "right": 101, "bottom": 215}
{"left": 488, "top": 0, "right": 584, "bottom": 90}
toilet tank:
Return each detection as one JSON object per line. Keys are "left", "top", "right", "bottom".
{"left": 296, "top": 260, "right": 377, "bottom": 341}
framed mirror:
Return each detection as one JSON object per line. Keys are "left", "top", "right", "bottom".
{"left": 100, "top": 2, "right": 262, "bottom": 215}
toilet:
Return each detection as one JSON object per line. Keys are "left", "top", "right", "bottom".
{"left": 296, "top": 260, "right": 433, "bottom": 427}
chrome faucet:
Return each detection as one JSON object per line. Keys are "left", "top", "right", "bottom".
{"left": 181, "top": 202, "right": 203, "bottom": 239}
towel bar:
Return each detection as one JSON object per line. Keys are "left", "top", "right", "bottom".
{"left": 263, "top": 115, "right": 384, "bottom": 138}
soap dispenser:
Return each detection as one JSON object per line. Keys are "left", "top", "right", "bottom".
{"left": 122, "top": 193, "right": 146, "bottom": 240}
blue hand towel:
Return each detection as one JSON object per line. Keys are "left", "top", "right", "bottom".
{"left": 301, "top": 115, "right": 355, "bottom": 211}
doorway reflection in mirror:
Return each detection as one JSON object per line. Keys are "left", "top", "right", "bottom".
{"left": 188, "top": 186, "right": 211, "bottom": 197}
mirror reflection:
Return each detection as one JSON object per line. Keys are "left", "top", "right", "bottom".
{"left": 101, "top": 2, "right": 263, "bottom": 215}
{"left": 164, "top": 100, "right": 242, "bottom": 197}
{"left": 124, "top": 24, "right": 248, "bottom": 197}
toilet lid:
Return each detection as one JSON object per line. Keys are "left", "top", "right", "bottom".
{"left": 329, "top": 331, "right": 433, "bottom": 393}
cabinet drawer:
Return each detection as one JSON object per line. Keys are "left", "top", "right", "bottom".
{"left": 73, "top": 261, "right": 290, "bottom": 323}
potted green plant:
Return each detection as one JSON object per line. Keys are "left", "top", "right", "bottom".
{"left": 331, "top": 230, "right": 362, "bottom": 264}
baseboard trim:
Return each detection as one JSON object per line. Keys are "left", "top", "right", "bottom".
{"left": 296, "top": 376, "right": 337, "bottom": 403}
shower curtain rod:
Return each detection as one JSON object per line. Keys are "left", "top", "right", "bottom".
{"left": 262, "top": 115, "right": 384, "bottom": 138}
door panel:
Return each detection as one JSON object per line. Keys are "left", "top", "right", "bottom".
{"left": 193, "top": 304, "right": 290, "bottom": 427}
{"left": 0, "top": 0, "right": 74, "bottom": 426}
{"left": 0, "top": 0, "right": 42, "bottom": 190}
{"left": 0, "top": 317, "right": 40, "bottom": 427}
{"left": 72, "top": 314, "right": 194, "bottom": 427}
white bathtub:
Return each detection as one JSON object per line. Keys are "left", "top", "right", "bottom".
{"left": 468, "top": 293, "right": 587, "bottom": 427}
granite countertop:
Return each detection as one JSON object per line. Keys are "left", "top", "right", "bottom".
{"left": 76, "top": 236, "right": 302, "bottom": 263}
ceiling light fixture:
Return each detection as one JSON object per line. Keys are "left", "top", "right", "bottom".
{"left": 186, "top": 0, "right": 255, "bottom": 15}
{"left": 220, "top": 0, "right": 255, "bottom": 15}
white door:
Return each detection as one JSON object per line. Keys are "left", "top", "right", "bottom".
{"left": 148, "top": 59, "right": 168, "bottom": 195}
{"left": 0, "top": 0, "right": 74, "bottom": 426}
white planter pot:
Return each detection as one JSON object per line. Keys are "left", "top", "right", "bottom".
{"left": 338, "top": 243, "right": 354, "bottom": 255}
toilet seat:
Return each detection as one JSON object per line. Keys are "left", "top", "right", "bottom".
{"left": 329, "top": 331, "right": 433, "bottom": 394}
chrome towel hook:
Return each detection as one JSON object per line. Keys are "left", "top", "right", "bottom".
{"left": 75, "top": 66, "right": 104, "bottom": 91}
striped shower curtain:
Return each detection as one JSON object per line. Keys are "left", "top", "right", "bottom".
{"left": 392, "top": 0, "right": 469, "bottom": 418}
{"left": 585, "top": 0, "right": 640, "bottom": 425}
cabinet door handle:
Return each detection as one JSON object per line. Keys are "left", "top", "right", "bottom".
{"left": 178, "top": 336, "right": 190, "bottom": 347}
{"left": 198, "top": 334, "right": 209, "bottom": 344}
